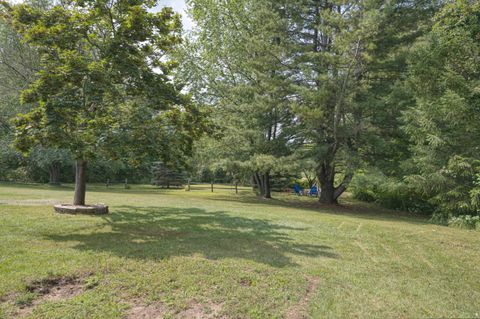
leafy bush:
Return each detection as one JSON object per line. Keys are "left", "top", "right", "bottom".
{"left": 429, "top": 212, "right": 449, "bottom": 226}
{"left": 448, "top": 215, "right": 480, "bottom": 230}
{"left": 351, "top": 170, "right": 434, "bottom": 214}
{"left": 5, "top": 167, "right": 30, "bottom": 183}
{"left": 350, "top": 171, "right": 384, "bottom": 203}
{"left": 405, "top": 157, "right": 480, "bottom": 220}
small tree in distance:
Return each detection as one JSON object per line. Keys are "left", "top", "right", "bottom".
{"left": 152, "top": 161, "right": 186, "bottom": 189}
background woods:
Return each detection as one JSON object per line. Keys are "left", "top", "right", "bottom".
{"left": 0, "top": 0, "right": 479, "bottom": 221}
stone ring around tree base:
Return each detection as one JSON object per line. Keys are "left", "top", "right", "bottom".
{"left": 54, "top": 204, "right": 109, "bottom": 215}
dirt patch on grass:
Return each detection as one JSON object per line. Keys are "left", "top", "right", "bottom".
{"left": 286, "top": 276, "right": 320, "bottom": 319}
{"left": 26, "top": 275, "right": 85, "bottom": 301}
{"left": 239, "top": 278, "right": 253, "bottom": 287}
{"left": 0, "top": 292, "right": 20, "bottom": 303}
{"left": 176, "top": 300, "right": 224, "bottom": 319}
{"left": 127, "top": 301, "right": 166, "bottom": 319}
{"left": 2, "top": 273, "right": 94, "bottom": 318}
{"left": 127, "top": 299, "right": 224, "bottom": 319}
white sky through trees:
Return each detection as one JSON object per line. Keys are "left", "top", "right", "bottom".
{"left": 157, "top": 0, "right": 194, "bottom": 31}
{"left": 8, "top": 0, "right": 194, "bottom": 31}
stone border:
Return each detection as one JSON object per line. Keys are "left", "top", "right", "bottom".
{"left": 54, "top": 204, "right": 109, "bottom": 215}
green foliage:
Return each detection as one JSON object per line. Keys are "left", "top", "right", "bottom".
{"left": 351, "top": 169, "right": 434, "bottom": 214}
{"left": 1, "top": 0, "right": 479, "bottom": 218}
{"left": 181, "top": 0, "right": 300, "bottom": 197}
{"left": 152, "top": 161, "right": 186, "bottom": 188}
{"left": 3, "top": 0, "right": 195, "bottom": 164}
{"left": 403, "top": 0, "right": 480, "bottom": 218}
{"left": 362, "top": 0, "right": 440, "bottom": 178}
{"left": 0, "top": 140, "right": 22, "bottom": 180}
{"left": 0, "top": 10, "right": 38, "bottom": 175}
{"left": 284, "top": 0, "right": 390, "bottom": 203}
{"left": 0, "top": 0, "right": 209, "bottom": 204}
{"left": 0, "top": 12, "right": 39, "bottom": 101}
{"left": 184, "top": 0, "right": 408, "bottom": 201}
{"left": 406, "top": 157, "right": 480, "bottom": 219}
{"left": 448, "top": 215, "right": 480, "bottom": 231}
{"left": 28, "top": 146, "right": 71, "bottom": 169}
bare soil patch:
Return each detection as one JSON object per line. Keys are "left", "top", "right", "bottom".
{"left": 286, "top": 276, "right": 320, "bottom": 319}
{"left": 2, "top": 273, "right": 93, "bottom": 318}
{"left": 127, "top": 301, "right": 166, "bottom": 319}
{"left": 25, "top": 275, "right": 85, "bottom": 301}
{"left": 127, "top": 299, "right": 223, "bottom": 319}
{"left": 176, "top": 300, "right": 224, "bottom": 319}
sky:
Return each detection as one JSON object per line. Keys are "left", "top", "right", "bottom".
{"left": 157, "top": 0, "right": 194, "bottom": 31}
{"left": 8, "top": 0, "right": 195, "bottom": 31}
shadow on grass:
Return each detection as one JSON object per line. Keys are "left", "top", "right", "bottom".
{"left": 0, "top": 182, "right": 430, "bottom": 225}
{"left": 205, "top": 194, "right": 431, "bottom": 226}
{"left": 45, "top": 206, "right": 337, "bottom": 267}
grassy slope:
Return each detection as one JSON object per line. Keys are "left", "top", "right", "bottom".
{"left": 0, "top": 183, "right": 479, "bottom": 318}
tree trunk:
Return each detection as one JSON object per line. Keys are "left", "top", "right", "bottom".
{"left": 254, "top": 172, "right": 272, "bottom": 199}
{"left": 49, "top": 162, "right": 61, "bottom": 185}
{"left": 317, "top": 160, "right": 353, "bottom": 205}
{"left": 263, "top": 172, "right": 271, "bottom": 199}
{"left": 318, "top": 161, "right": 337, "bottom": 204}
{"left": 73, "top": 159, "right": 87, "bottom": 206}
{"left": 319, "top": 182, "right": 337, "bottom": 204}
{"left": 253, "top": 173, "right": 262, "bottom": 196}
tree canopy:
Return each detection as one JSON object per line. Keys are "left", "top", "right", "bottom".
{"left": 0, "top": 0, "right": 479, "bottom": 222}
{"left": 403, "top": 0, "right": 480, "bottom": 219}
{"left": 2, "top": 0, "right": 205, "bottom": 205}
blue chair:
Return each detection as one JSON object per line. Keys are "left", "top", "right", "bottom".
{"left": 293, "top": 184, "right": 304, "bottom": 196}
{"left": 308, "top": 185, "right": 319, "bottom": 197}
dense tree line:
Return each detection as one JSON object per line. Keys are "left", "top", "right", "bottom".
{"left": 181, "top": 0, "right": 479, "bottom": 221}
{"left": 1, "top": 0, "right": 479, "bottom": 222}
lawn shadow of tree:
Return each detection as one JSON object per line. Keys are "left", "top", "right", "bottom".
{"left": 45, "top": 206, "right": 338, "bottom": 268}
{"left": 205, "top": 194, "right": 431, "bottom": 226}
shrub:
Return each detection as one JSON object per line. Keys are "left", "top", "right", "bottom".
{"left": 448, "top": 215, "right": 480, "bottom": 230}
{"left": 351, "top": 170, "right": 434, "bottom": 214}
{"left": 350, "top": 171, "right": 383, "bottom": 203}
{"left": 430, "top": 211, "right": 449, "bottom": 225}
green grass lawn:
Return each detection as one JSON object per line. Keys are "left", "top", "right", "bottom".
{"left": 0, "top": 183, "right": 479, "bottom": 318}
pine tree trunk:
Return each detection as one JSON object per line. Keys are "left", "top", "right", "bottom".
{"left": 317, "top": 160, "right": 354, "bottom": 205}
{"left": 253, "top": 173, "right": 262, "bottom": 196}
{"left": 318, "top": 162, "right": 338, "bottom": 204}
{"left": 263, "top": 173, "right": 271, "bottom": 199}
{"left": 73, "top": 160, "right": 87, "bottom": 206}
{"left": 49, "top": 162, "right": 61, "bottom": 185}
{"left": 319, "top": 182, "right": 337, "bottom": 204}
{"left": 254, "top": 172, "right": 272, "bottom": 199}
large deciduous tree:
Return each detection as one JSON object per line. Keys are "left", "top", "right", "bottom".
{"left": 2, "top": 0, "right": 199, "bottom": 205}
